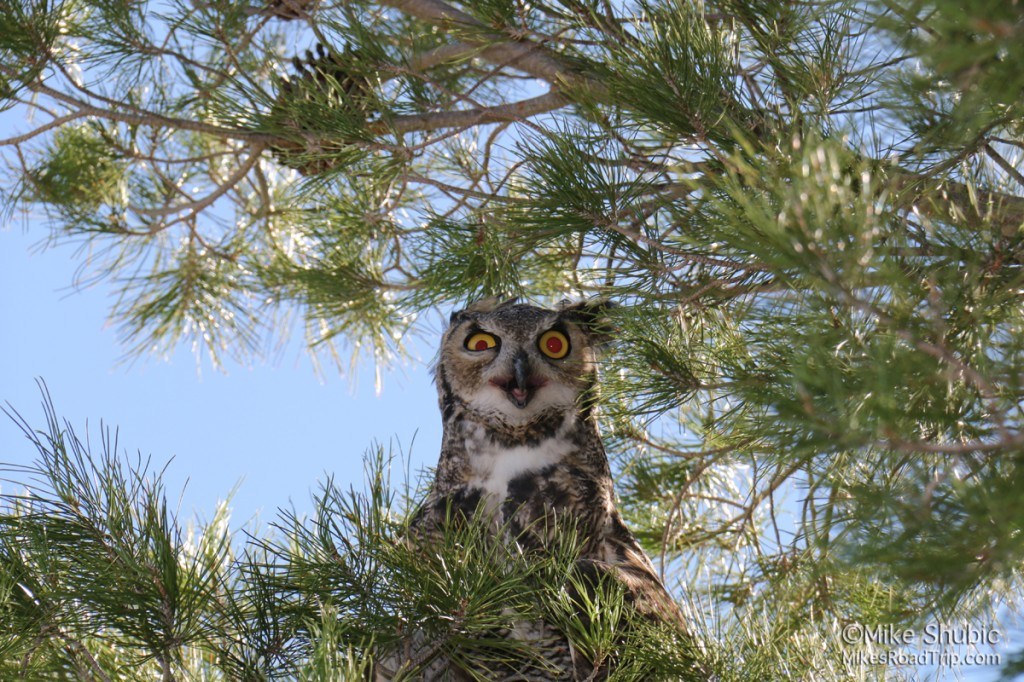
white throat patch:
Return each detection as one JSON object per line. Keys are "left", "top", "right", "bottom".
{"left": 463, "top": 415, "right": 574, "bottom": 502}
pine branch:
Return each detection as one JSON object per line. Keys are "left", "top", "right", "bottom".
{"left": 889, "top": 167, "right": 1024, "bottom": 230}
{"left": 0, "top": 111, "right": 89, "bottom": 146}
{"left": 380, "top": 0, "right": 1024, "bottom": 233}
{"left": 9, "top": 4, "right": 1020, "bottom": 239}
{"left": 20, "top": 77, "right": 275, "bottom": 143}
{"left": 129, "top": 146, "right": 265, "bottom": 220}
{"left": 406, "top": 42, "right": 481, "bottom": 73}
{"left": 377, "top": 90, "right": 569, "bottom": 134}
{"left": 379, "top": 0, "right": 602, "bottom": 91}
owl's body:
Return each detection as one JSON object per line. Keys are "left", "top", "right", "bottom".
{"left": 388, "top": 299, "right": 686, "bottom": 680}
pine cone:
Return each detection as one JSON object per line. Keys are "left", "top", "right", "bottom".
{"left": 269, "top": 43, "right": 374, "bottom": 175}
{"left": 255, "top": 0, "right": 317, "bottom": 21}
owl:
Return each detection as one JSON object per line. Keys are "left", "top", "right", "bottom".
{"left": 376, "top": 298, "right": 688, "bottom": 680}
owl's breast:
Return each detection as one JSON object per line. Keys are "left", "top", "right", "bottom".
{"left": 462, "top": 420, "right": 576, "bottom": 507}
{"left": 451, "top": 414, "right": 612, "bottom": 547}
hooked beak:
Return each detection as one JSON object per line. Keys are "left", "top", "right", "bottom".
{"left": 512, "top": 351, "right": 530, "bottom": 405}
{"left": 490, "top": 350, "right": 545, "bottom": 408}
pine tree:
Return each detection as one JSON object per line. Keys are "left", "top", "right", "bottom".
{"left": 1, "top": 0, "right": 1023, "bottom": 678}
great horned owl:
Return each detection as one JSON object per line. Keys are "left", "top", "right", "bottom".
{"left": 380, "top": 297, "right": 688, "bottom": 680}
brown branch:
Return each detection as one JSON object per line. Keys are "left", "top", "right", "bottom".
{"left": 385, "top": 5, "right": 1024, "bottom": 232}
{"left": 881, "top": 433, "right": 1024, "bottom": 454}
{"left": 889, "top": 167, "right": 1024, "bottom": 230}
{"left": 12, "top": 2, "right": 1023, "bottom": 239}
{"left": 381, "top": 0, "right": 1024, "bottom": 232}
{"left": 131, "top": 145, "right": 264, "bottom": 220}
{"left": 26, "top": 67, "right": 564, "bottom": 147}
{"left": 26, "top": 79, "right": 277, "bottom": 143}
{"left": 406, "top": 41, "right": 481, "bottom": 73}
{"left": 684, "top": 458, "right": 806, "bottom": 547}
{"left": 0, "top": 111, "right": 88, "bottom": 146}
{"left": 379, "top": 0, "right": 602, "bottom": 93}
{"left": 377, "top": 90, "right": 569, "bottom": 135}
{"left": 983, "top": 142, "right": 1024, "bottom": 190}
{"left": 650, "top": 167, "right": 1024, "bottom": 235}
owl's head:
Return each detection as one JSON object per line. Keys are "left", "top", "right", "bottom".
{"left": 435, "top": 298, "right": 614, "bottom": 424}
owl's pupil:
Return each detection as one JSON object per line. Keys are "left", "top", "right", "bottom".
{"left": 546, "top": 337, "right": 563, "bottom": 354}
{"left": 474, "top": 339, "right": 489, "bottom": 351}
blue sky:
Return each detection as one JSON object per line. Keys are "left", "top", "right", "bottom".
{"left": 0, "top": 224, "right": 444, "bottom": 527}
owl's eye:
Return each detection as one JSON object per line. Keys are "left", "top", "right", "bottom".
{"left": 538, "top": 330, "right": 570, "bottom": 359}
{"left": 465, "top": 332, "right": 499, "bottom": 352}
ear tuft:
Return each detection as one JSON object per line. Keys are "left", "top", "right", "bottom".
{"left": 559, "top": 297, "right": 617, "bottom": 344}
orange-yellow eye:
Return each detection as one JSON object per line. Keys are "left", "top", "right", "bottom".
{"left": 539, "top": 330, "right": 570, "bottom": 359}
{"left": 465, "top": 332, "right": 498, "bottom": 352}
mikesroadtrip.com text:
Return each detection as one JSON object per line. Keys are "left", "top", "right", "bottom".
{"left": 843, "top": 649, "right": 1002, "bottom": 668}
{"left": 840, "top": 622, "right": 1004, "bottom": 670}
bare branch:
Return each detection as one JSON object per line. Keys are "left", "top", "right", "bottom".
{"left": 882, "top": 433, "right": 1024, "bottom": 454}
{"left": 0, "top": 111, "right": 89, "bottom": 146}
{"left": 378, "top": 90, "right": 569, "bottom": 135}
{"left": 983, "top": 142, "right": 1024, "bottom": 190}
{"left": 406, "top": 41, "right": 481, "bottom": 73}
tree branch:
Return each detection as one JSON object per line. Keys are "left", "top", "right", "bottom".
{"left": 406, "top": 41, "right": 481, "bottom": 73}
{"left": 131, "top": 145, "right": 264, "bottom": 221}
{"left": 13, "top": 1, "right": 1024, "bottom": 236}
{"left": 25, "top": 79, "right": 277, "bottom": 144}
{"left": 378, "top": 90, "right": 569, "bottom": 134}
{"left": 889, "top": 168, "right": 1024, "bottom": 232}
{"left": 381, "top": 0, "right": 1024, "bottom": 233}
{"left": 0, "top": 111, "right": 88, "bottom": 146}
{"left": 379, "top": 0, "right": 601, "bottom": 93}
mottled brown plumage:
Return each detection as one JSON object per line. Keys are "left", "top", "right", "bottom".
{"left": 379, "top": 298, "right": 687, "bottom": 680}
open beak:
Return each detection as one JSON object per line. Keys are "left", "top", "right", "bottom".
{"left": 490, "top": 350, "right": 545, "bottom": 408}
{"left": 511, "top": 351, "right": 530, "bottom": 406}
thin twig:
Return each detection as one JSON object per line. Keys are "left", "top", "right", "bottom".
{"left": 0, "top": 111, "right": 88, "bottom": 146}
{"left": 131, "top": 145, "right": 264, "bottom": 219}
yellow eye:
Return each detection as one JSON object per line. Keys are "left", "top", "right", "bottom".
{"left": 465, "top": 332, "right": 498, "bottom": 352}
{"left": 538, "top": 330, "right": 570, "bottom": 359}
